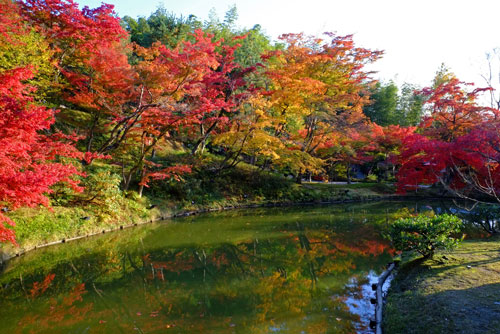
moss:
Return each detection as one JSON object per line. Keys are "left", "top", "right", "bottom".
{"left": 2, "top": 196, "right": 152, "bottom": 255}
{"left": 384, "top": 236, "right": 500, "bottom": 334}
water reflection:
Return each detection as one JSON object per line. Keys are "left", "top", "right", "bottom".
{"left": 0, "top": 201, "right": 485, "bottom": 334}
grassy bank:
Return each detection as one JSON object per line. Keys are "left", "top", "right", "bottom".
{"left": 384, "top": 236, "right": 500, "bottom": 334}
{"left": 1, "top": 163, "right": 398, "bottom": 258}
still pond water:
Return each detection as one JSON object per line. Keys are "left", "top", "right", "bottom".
{"left": 0, "top": 201, "right": 470, "bottom": 334}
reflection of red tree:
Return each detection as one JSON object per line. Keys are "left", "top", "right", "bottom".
{"left": 304, "top": 233, "right": 391, "bottom": 258}
{"left": 211, "top": 252, "right": 229, "bottom": 268}
{"left": 142, "top": 251, "right": 231, "bottom": 281}
{"left": 143, "top": 253, "right": 195, "bottom": 280}
{"left": 332, "top": 239, "right": 391, "bottom": 258}
{"left": 29, "top": 273, "right": 55, "bottom": 299}
{"left": 17, "top": 282, "right": 93, "bottom": 334}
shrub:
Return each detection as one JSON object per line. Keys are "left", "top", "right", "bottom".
{"left": 389, "top": 214, "right": 463, "bottom": 258}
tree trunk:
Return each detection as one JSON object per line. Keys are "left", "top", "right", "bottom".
{"left": 138, "top": 167, "right": 146, "bottom": 198}
{"left": 346, "top": 163, "right": 351, "bottom": 184}
{"left": 123, "top": 171, "right": 133, "bottom": 192}
{"left": 191, "top": 111, "right": 224, "bottom": 155}
{"left": 296, "top": 172, "right": 302, "bottom": 184}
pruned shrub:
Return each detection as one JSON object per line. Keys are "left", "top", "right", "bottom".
{"left": 389, "top": 214, "right": 463, "bottom": 258}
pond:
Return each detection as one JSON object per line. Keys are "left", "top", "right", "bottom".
{"left": 0, "top": 200, "right": 476, "bottom": 334}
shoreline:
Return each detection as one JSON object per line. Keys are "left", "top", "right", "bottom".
{"left": 0, "top": 193, "right": 449, "bottom": 265}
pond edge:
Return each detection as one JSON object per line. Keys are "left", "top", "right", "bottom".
{"left": 373, "top": 262, "right": 397, "bottom": 334}
{"left": 0, "top": 195, "right": 448, "bottom": 266}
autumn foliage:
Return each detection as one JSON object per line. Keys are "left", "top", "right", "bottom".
{"left": 0, "top": 67, "right": 82, "bottom": 244}
{"left": 396, "top": 78, "right": 500, "bottom": 199}
{"left": 1, "top": 0, "right": 499, "bottom": 245}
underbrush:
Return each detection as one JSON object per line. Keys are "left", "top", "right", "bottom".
{"left": 2, "top": 154, "right": 395, "bottom": 254}
{"left": 145, "top": 156, "right": 388, "bottom": 209}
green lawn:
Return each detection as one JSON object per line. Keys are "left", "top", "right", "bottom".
{"left": 384, "top": 236, "right": 500, "bottom": 334}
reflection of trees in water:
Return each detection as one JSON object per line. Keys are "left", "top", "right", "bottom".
{"left": 395, "top": 200, "right": 499, "bottom": 237}
{"left": 130, "top": 223, "right": 386, "bottom": 333}
{"left": 0, "top": 213, "right": 395, "bottom": 333}
{"left": 10, "top": 279, "right": 93, "bottom": 334}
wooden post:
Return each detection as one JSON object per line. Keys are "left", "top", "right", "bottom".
{"left": 375, "top": 262, "right": 396, "bottom": 334}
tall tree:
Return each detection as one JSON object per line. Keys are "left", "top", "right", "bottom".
{"left": 420, "top": 78, "right": 492, "bottom": 141}
{"left": 363, "top": 81, "right": 398, "bottom": 126}
{"left": 19, "top": 0, "right": 133, "bottom": 147}
{"left": 394, "top": 83, "right": 425, "bottom": 126}
{"left": 432, "top": 63, "right": 456, "bottom": 88}
{"left": 122, "top": 6, "right": 200, "bottom": 48}
{"left": 102, "top": 30, "right": 250, "bottom": 192}
{"left": 396, "top": 79, "right": 496, "bottom": 193}
{"left": 481, "top": 48, "right": 500, "bottom": 109}
{"left": 228, "top": 33, "right": 382, "bottom": 180}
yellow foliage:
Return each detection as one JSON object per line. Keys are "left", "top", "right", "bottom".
{"left": 0, "top": 28, "right": 56, "bottom": 99}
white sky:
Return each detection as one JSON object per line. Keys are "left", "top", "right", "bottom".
{"left": 79, "top": 0, "right": 500, "bottom": 89}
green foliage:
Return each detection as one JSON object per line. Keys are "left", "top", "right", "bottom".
{"left": 50, "top": 163, "right": 150, "bottom": 223}
{"left": 432, "top": 63, "right": 456, "bottom": 88}
{"left": 389, "top": 214, "right": 463, "bottom": 258}
{"left": 147, "top": 155, "right": 297, "bottom": 205}
{"left": 9, "top": 206, "right": 88, "bottom": 247}
{"left": 123, "top": 5, "right": 274, "bottom": 69}
{"left": 8, "top": 186, "right": 150, "bottom": 250}
{"left": 122, "top": 6, "right": 200, "bottom": 48}
{"left": 395, "top": 83, "right": 425, "bottom": 126}
{"left": 364, "top": 81, "right": 398, "bottom": 126}
{"left": 143, "top": 154, "right": 381, "bottom": 208}
{"left": 75, "top": 164, "right": 149, "bottom": 223}
{"left": 49, "top": 164, "right": 122, "bottom": 214}
{"left": 76, "top": 165, "right": 124, "bottom": 221}
{"left": 223, "top": 5, "right": 238, "bottom": 27}
{"left": 233, "top": 24, "right": 274, "bottom": 68}
{"left": 363, "top": 81, "right": 424, "bottom": 126}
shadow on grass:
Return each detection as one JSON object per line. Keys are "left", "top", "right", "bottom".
{"left": 384, "top": 282, "right": 500, "bottom": 334}
{"left": 386, "top": 240, "right": 500, "bottom": 334}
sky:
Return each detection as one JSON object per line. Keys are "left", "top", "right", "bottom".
{"left": 78, "top": 0, "right": 500, "bottom": 89}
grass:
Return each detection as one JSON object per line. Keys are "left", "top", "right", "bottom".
{"left": 2, "top": 195, "right": 153, "bottom": 256}
{"left": 304, "top": 181, "right": 396, "bottom": 195}
{"left": 384, "top": 236, "right": 500, "bottom": 334}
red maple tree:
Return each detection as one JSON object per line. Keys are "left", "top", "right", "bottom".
{"left": 396, "top": 79, "right": 499, "bottom": 194}
{"left": 0, "top": 68, "right": 83, "bottom": 244}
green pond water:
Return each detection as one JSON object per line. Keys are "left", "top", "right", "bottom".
{"left": 0, "top": 200, "right": 475, "bottom": 334}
